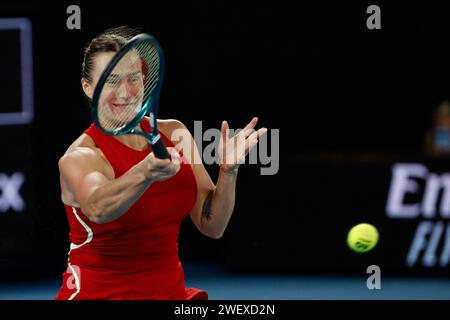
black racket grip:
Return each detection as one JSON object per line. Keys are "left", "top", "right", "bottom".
{"left": 151, "top": 137, "right": 171, "bottom": 159}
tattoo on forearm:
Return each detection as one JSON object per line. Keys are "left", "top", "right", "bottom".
{"left": 202, "top": 190, "right": 214, "bottom": 221}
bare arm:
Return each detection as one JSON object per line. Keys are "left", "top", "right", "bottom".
{"left": 170, "top": 118, "right": 266, "bottom": 239}
{"left": 59, "top": 146, "right": 180, "bottom": 224}
{"left": 197, "top": 168, "right": 238, "bottom": 239}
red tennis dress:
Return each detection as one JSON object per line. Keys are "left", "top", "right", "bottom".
{"left": 55, "top": 118, "right": 207, "bottom": 300}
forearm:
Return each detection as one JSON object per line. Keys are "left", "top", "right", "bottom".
{"left": 84, "top": 160, "right": 152, "bottom": 223}
{"left": 201, "top": 168, "right": 238, "bottom": 238}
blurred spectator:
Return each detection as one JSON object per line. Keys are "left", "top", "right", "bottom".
{"left": 424, "top": 100, "right": 450, "bottom": 157}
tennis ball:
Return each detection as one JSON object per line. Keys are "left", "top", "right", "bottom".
{"left": 347, "top": 223, "right": 379, "bottom": 253}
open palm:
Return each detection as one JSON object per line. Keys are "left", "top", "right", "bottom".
{"left": 218, "top": 117, "right": 267, "bottom": 173}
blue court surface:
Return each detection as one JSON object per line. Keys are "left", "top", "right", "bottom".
{"left": 0, "top": 263, "right": 449, "bottom": 300}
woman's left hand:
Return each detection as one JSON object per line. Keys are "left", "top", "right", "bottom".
{"left": 218, "top": 117, "right": 267, "bottom": 173}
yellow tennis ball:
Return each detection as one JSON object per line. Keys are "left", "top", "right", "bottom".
{"left": 347, "top": 223, "right": 379, "bottom": 253}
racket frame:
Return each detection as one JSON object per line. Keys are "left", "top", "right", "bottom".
{"left": 90, "top": 33, "right": 169, "bottom": 157}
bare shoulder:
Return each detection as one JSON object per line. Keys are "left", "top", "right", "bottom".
{"left": 63, "top": 132, "right": 97, "bottom": 155}
{"left": 157, "top": 118, "right": 191, "bottom": 143}
{"left": 157, "top": 118, "right": 187, "bottom": 132}
{"left": 58, "top": 133, "right": 114, "bottom": 207}
{"left": 58, "top": 133, "right": 113, "bottom": 178}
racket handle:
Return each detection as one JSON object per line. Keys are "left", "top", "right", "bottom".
{"left": 151, "top": 138, "right": 171, "bottom": 159}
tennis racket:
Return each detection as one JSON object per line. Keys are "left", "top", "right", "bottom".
{"left": 91, "top": 33, "right": 170, "bottom": 159}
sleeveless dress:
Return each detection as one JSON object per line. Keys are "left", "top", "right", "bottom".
{"left": 55, "top": 118, "right": 207, "bottom": 300}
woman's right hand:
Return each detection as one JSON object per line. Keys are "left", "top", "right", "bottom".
{"left": 143, "top": 147, "right": 181, "bottom": 182}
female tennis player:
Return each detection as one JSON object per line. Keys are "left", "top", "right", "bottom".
{"left": 55, "top": 27, "right": 267, "bottom": 300}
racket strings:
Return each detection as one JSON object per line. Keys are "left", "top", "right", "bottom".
{"left": 98, "top": 42, "right": 160, "bottom": 132}
{"left": 138, "top": 43, "right": 160, "bottom": 97}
